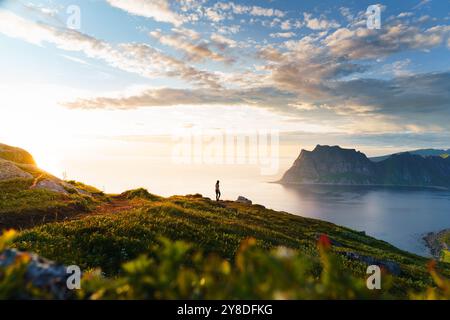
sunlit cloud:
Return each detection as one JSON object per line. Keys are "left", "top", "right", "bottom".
{"left": 106, "top": 0, "right": 185, "bottom": 26}
{"left": 0, "top": 9, "right": 221, "bottom": 88}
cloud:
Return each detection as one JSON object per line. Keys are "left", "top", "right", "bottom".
{"left": 205, "top": 7, "right": 227, "bottom": 22}
{"left": 303, "top": 13, "right": 340, "bottom": 30}
{"left": 257, "top": 16, "right": 450, "bottom": 99}
{"left": 106, "top": 0, "right": 185, "bottom": 26}
{"left": 330, "top": 72, "right": 450, "bottom": 118}
{"left": 204, "top": 1, "right": 285, "bottom": 22}
{"left": 216, "top": 24, "right": 241, "bottom": 35}
{"left": 250, "top": 6, "right": 285, "bottom": 18}
{"left": 0, "top": 9, "right": 221, "bottom": 88}
{"left": 381, "top": 59, "right": 412, "bottom": 77}
{"left": 210, "top": 33, "right": 237, "bottom": 49}
{"left": 413, "top": 0, "right": 432, "bottom": 10}
{"left": 270, "top": 32, "right": 295, "bottom": 38}
{"left": 149, "top": 29, "right": 232, "bottom": 63}
{"left": 339, "top": 7, "right": 354, "bottom": 22}
{"left": 3, "top": 2, "right": 449, "bottom": 137}
{"left": 324, "top": 24, "right": 450, "bottom": 60}
{"left": 254, "top": 15, "right": 450, "bottom": 131}
{"left": 62, "top": 86, "right": 296, "bottom": 111}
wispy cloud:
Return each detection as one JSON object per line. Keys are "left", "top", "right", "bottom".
{"left": 62, "top": 86, "right": 295, "bottom": 111}
{"left": 149, "top": 28, "right": 232, "bottom": 63}
{"left": 303, "top": 12, "right": 340, "bottom": 30}
{"left": 1, "top": 0, "right": 450, "bottom": 138}
{"left": 106, "top": 0, "right": 185, "bottom": 26}
{"left": 0, "top": 9, "right": 221, "bottom": 88}
{"left": 270, "top": 32, "right": 295, "bottom": 38}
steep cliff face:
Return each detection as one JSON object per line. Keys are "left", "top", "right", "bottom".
{"left": 378, "top": 153, "right": 450, "bottom": 187}
{"left": 281, "top": 145, "right": 450, "bottom": 188}
{"left": 282, "top": 145, "right": 377, "bottom": 185}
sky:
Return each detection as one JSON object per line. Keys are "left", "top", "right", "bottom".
{"left": 0, "top": 0, "right": 450, "bottom": 189}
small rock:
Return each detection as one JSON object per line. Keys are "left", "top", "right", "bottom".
{"left": 0, "top": 249, "right": 76, "bottom": 299}
{"left": 339, "top": 251, "right": 401, "bottom": 276}
{"left": 0, "top": 160, "right": 33, "bottom": 181}
{"left": 31, "top": 179, "right": 68, "bottom": 194}
{"left": 236, "top": 196, "right": 252, "bottom": 205}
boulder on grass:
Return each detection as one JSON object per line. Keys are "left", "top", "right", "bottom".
{"left": 236, "top": 196, "right": 252, "bottom": 205}
{"left": 0, "top": 249, "right": 76, "bottom": 299}
{"left": 31, "top": 178, "right": 68, "bottom": 194}
{"left": 0, "top": 160, "right": 33, "bottom": 181}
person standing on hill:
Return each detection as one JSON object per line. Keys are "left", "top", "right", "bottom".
{"left": 215, "top": 180, "right": 221, "bottom": 201}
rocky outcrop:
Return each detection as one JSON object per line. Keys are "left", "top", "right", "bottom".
{"left": 0, "top": 142, "right": 95, "bottom": 196}
{"left": 424, "top": 229, "right": 450, "bottom": 259}
{"left": 0, "top": 143, "right": 36, "bottom": 165}
{"left": 281, "top": 145, "right": 450, "bottom": 188}
{"left": 339, "top": 251, "right": 401, "bottom": 276}
{"left": 0, "top": 249, "right": 76, "bottom": 299}
{"left": 0, "top": 160, "right": 33, "bottom": 181}
{"left": 0, "top": 143, "right": 38, "bottom": 182}
{"left": 31, "top": 178, "right": 69, "bottom": 194}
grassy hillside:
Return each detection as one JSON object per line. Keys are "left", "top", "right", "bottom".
{"left": 437, "top": 231, "right": 450, "bottom": 263}
{"left": 0, "top": 143, "right": 35, "bottom": 165}
{"left": 0, "top": 178, "right": 100, "bottom": 230}
{"left": 0, "top": 142, "right": 449, "bottom": 299}
{"left": 0, "top": 183, "right": 446, "bottom": 299}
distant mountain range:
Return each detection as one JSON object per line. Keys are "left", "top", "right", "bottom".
{"left": 281, "top": 145, "right": 450, "bottom": 189}
{"left": 370, "top": 149, "right": 450, "bottom": 162}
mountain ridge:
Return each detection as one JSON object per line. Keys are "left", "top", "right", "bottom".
{"left": 281, "top": 145, "right": 450, "bottom": 189}
{"left": 370, "top": 148, "right": 450, "bottom": 162}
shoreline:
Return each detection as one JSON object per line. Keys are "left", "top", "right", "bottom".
{"left": 274, "top": 181, "right": 449, "bottom": 191}
{"left": 423, "top": 229, "right": 450, "bottom": 259}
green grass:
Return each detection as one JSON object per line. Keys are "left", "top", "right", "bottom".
{"left": 0, "top": 179, "right": 93, "bottom": 214}
{"left": 436, "top": 230, "right": 450, "bottom": 263}
{"left": 1, "top": 176, "right": 448, "bottom": 299}
{"left": 12, "top": 192, "right": 450, "bottom": 297}
{"left": 439, "top": 231, "right": 450, "bottom": 246}
{"left": 66, "top": 180, "right": 104, "bottom": 195}
{"left": 119, "top": 188, "right": 162, "bottom": 201}
{"left": 442, "top": 250, "right": 450, "bottom": 263}
{"left": 0, "top": 145, "right": 35, "bottom": 165}
{"left": 0, "top": 178, "right": 97, "bottom": 230}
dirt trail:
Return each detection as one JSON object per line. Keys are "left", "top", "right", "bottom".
{"left": 0, "top": 197, "right": 141, "bottom": 231}
{"left": 86, "top": 198, "right": 140, "bottom": 217}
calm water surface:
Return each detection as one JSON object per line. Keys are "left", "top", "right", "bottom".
{"left": 140, "top": 174, "right": 450, "bottom": 257}
{"left": 66, "top": 153, "right": 450, "bottom": 257}
{"left": 234, "top": 183, "right": 450, "bottom": 257}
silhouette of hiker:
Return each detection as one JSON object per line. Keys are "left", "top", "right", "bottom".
{"left": 215, "top": 180, "right": 221, "bottom": 201}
